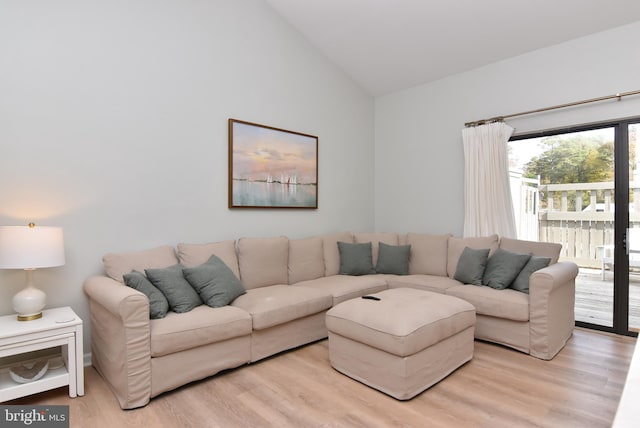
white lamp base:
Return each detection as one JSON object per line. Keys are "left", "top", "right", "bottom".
{"left": 12, "top": 270, "right": 46, "bottom": 321}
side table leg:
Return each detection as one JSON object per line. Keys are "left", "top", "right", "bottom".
{"left": 75, "top": 324, "right": 84, "bottom": 396}
{"left": 65, "top": 339, "right": 77, "bottom": 398}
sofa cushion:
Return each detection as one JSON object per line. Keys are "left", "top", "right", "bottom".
{"left": 386, "top": 274, "right": 461, "bottom": 294}
{"left": 499, "top": 237, "right": 561, "bottom": 264}
{"left": 447, "top": 235, "right": 499, "bottom": 278}
{"left": 150, "top": 305, "right": 252, "bottom": 357}
{"left": 237, "top": 236, "right": 289, "bottom": 289}
{"left": 177, "top": 240, "right": 240, "bottom": 278}
{"left": 398, "top": 233, "right": 408, "bottom": 245}
{"left": 338, "top": 241, "right": 375, "bottom": 275}
{"left": 406, "top": 233, "right": 451, "bottom": 276}
{"left": 231, "top": 284, "right": 332, "bottom": 330}
{"left": 145, "top": 264, "right": 202, "bottom": 313}
{"left": 123, "top": 270, "right": 169, "bottom": 319}
{"left": 482, "top": 249, "right": 531, "bottom": 290}
{"left": 103, "top": 245, "right": 178, "bottom": 282}
{"left": 511, "top": 256, "right": 551, "bottom": 294}
{"left": 183, "top": 255, "right": 246, "bottom": 308}
{"left": 288, "top": 237, "right": 325, "bottom": 284}
{"left": 354, "top": 232, "right": 399, "bottom": 265}
{"left": 294, "top": 275, "right": 388, "bottom": 305}
{"left": 445, "top": 285, "right": 529, "bottom": 321}
{"left": 375, "top": 242, "right": 410, "bottom": 275}
{"left": 322, "top": 232, "right": 353, "bottom": 276}
{"left": 454, "top": 247, "right": 490, "bottom": 285}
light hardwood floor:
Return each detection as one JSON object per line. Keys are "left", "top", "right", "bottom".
{"left": 6, "top": 328, "right": 637, "bottom": 428}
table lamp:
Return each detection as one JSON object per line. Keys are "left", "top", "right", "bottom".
{"left": 0, "top": 223, "right": 65, "bottom": 321}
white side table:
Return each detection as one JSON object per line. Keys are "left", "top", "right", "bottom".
{"left": 0, "top": 306, "right": 84, "bottom": 402}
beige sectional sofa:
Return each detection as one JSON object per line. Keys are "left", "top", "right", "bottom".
{"left": 83, "top": 232, "right": 578, "bottom": 409}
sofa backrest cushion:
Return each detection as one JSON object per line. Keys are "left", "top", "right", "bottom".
{"left": 398, "top": 233, "right": 408, "bottom": 245}
{"left": 406, "top": 233, "right": 451, "bottom": 276}
{"left": 499, "top": 237, "right": 561, "bottom": 264}
{"left": 354, "top": 233, "right": 399, "bottom": 266}
{"left": 322, "top": 232, "right": 353, "bottom": 276}
{"left": 447, "top": 235, "right": 499, "bottom": 278}
{"left": 103, "top": 245, "right": 178, "bottom": 282}
{"left": 288, "top": 237, "right": 325, "bottom": 284}
{"left": 237, "top": 236, "right": 289, "bottom": 289}
{"left": 177, "top": 240, "right": 240, "bottom": 278}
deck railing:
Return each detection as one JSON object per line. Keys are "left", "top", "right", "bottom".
{"left": 538, "top": 181, "right": 640, "bottom": 268}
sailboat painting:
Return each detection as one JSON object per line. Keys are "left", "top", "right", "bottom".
{"left": 229, "top": 119, "right": 318, "bottom": 208}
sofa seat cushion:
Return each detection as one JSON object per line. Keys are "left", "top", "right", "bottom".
{"left": 445, "top": 285, "right": 529, "bottom": 321}
{"left": 386, "top": 274, "right": 461, "bottom": 294}
{"left": 150, "top": 305, "right": 252, "bottom": 357}
{"left": 231, "top": 285, "right": 333, "bottom": 330}
{"left": 294, "top": 275, "right": 388, "bottom": 305}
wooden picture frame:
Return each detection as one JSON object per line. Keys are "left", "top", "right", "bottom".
{"left": 228, "top": 119, "right": 318, "bottom": 209}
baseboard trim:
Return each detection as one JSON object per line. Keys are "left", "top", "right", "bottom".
{"left": 84, "top": 352, "right": 92, "bottom": 367}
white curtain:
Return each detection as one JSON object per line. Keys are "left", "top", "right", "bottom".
{"left": 462, "top": 122, "right": 517, "bottom": 238}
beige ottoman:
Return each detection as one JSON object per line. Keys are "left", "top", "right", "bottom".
{"left": 326, "top": 288, "right": 476, "bottom": 400}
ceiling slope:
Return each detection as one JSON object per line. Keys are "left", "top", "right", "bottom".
{"left": 266, "top": 0, "right": 640, "bottom": 95}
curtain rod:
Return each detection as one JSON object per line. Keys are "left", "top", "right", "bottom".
{"left": 464, "top": 89, "right": 640, "bottom": 127}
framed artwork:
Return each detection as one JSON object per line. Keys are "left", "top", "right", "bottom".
{"left": 228, "top": 119, "right": 318, "bottom": 209}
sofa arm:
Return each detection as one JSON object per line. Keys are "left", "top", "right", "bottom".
{"left": 528, "top": 261, "right": 578, "bottom": 360}
{"left": 84, "top": 276, "right": 152, "bottom": 409}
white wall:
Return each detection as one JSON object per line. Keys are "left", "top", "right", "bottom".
{"left": 375, "top": 21, "right": 640, "bottom": 236}
{"left": 0, "top": 0, "right": 374, "bottom": 351}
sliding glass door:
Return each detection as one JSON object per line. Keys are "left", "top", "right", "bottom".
{"left": 627, "top": 122, "right": 640, "bottom": 332}
{"left": 509, "top": 118, "right": 640, "bottom": 335}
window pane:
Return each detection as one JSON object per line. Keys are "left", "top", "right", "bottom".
{"left": 509, "top": 128, "right": 615, "bottom": 327}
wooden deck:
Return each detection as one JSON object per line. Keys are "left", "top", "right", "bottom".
{"left": 575, "top": 267, "right": 640, "bottom": 330}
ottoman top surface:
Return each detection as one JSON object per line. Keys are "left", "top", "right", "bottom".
{"left": 326, "top": 288, "right": 476, "bottom": 357}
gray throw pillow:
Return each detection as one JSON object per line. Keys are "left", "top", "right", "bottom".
{"left": 145, "top": 264, "right": 202, "bottom": 313}
{"left": 337, "top": 241, "right": 375, "bottom": 275}
{"left": 183, "top": 255, "right": 246, "bottom": 308}
{"left": 376, "top": 242, "right": 411, "bottom": 275}
{"left": 123, "top": 270, "right": 169, "bottom": 319}
{"left": 510, "top": 256, "right": 551, "bottom": 294}
{"left": 482, "top": 249, "right": 532, "bottom": 290}
{"left": 454, "top": 247, "right": 490, "bottom": 285}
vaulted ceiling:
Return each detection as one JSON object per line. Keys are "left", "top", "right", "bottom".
{"left": 265, "top": 0, "right": 640, "bottom": 96}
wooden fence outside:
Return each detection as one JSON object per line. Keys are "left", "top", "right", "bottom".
{"left": 538, "top": 181, "right": 640, "bottom": 268}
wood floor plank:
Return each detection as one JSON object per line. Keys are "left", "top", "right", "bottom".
{"left": 4, "top": 328, "right": 636, "bottom": 428}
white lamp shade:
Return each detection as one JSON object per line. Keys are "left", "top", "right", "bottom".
{"left": 0, "top": 226, "right": 65, "bottom": 269}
